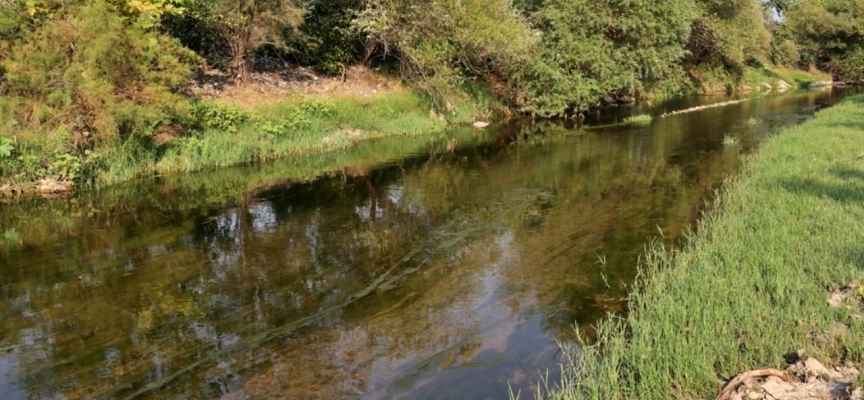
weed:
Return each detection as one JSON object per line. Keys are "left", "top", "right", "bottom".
{"left": 624, "top": 114, "right": 652, "bottom": 125}
{"left": 723, "top": 135, "right": 738, "bottom": 146}
{"left": 190, "top": 102, "right": 250, "bottom": 133}
{"left": 0, "top": 138, "right": 14, "bottom": 158}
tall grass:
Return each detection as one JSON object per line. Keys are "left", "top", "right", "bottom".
{"left": 156, "top": 90, "right": 475, "bottom": 175}
{"left": 2, "top": 88, "right": 489, "bottom": 190}
{"left": 545, "top": 94, "right": 864, "bottom": 399}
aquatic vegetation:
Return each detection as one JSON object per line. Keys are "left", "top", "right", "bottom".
{"left": 624, "top": 114, "right": 653, "bottom": 125}
{"left": 722, "top": 135, "right": 738, "bottom": 146}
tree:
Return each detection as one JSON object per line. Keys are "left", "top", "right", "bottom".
{"left": 187, "top": 0, "right": 305, "bottom": 83}
{"left": 786, "top": 0, "right": 864, "bottom": 80}
{"left": 514, "top": 0, "right": 696, "bottom": 114}
{"left": 766, "top": 0, "right": 795, "bottom": 16}
{"left": 351, "top": 0, "right": 538, "bottom": 107}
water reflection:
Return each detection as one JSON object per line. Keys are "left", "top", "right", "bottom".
{"left": 0, "top": 89, "right": 857, "bottom": 399}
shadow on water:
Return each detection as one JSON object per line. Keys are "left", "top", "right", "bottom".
{"left": 0, "top": 87, "right": 861, "bottom": 399}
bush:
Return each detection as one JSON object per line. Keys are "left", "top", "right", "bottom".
{"left": 832, "top": 47, "right": 864, "bottom": 82}
{"left": 288, "top": 0, "right": 363, "bottom": 75}
{"left": 511, "top": 0, "right": 695, "bottom": 115}
{"left": 1, "top": 1, "right": 196, "bottom": 139}
{"left": 772, "top": 39, "right": 801, "bottom": 67}
{"left": 189, "top": 102, "right": 249, "bottom": 133}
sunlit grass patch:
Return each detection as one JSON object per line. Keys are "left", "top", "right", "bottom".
{"left": 545, "top": 94, "right": 864, "bottom": 400}
{"left": 624, "top": 114, "right": 652, "bottom": 125}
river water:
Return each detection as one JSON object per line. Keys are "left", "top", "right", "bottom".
{"left": 0, "top": 88, "right": 857, "bottom": 399}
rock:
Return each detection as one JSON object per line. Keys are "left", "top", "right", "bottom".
{"left": 828, "top": 291, "right": 847, "bottom": 307}
{"left": 472, "top": 121, "right": 490, "bottom": 129}
{"left": 601, "top": 95, "right": 616, "bottom": 105}
{"left": 808, "top": 80, "right": 833, "bottom": 88}
{"left": 741, "top": 85, "right": 753, "bottom": 92}
{"left": 746, "top": 390, "right": 764, "bottom": 400}
{"left": 760, "top": 82, "right": 773, "bottom": 91}
{"left": 777, "top": 80, "right": 793, "bottom": 91}
{"left": 36, "top": 178, "right": 72, "bottom": 194}
{"left": 804, "top": 358, "right": 834, "bottom": 379}
{"left": 761, "top": 376, "right": 792, "bottom": 398}
{"left": 616, "top": 95, "right": 635, "bottom": 104}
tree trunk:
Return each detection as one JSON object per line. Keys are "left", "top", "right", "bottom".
{"left": 361, "top": 39, "right": 378, "bottom": 66}
{"left": 230, "top": 39, "right": 250, "bottom": 84}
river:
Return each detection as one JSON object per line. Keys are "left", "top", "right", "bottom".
{"left": 0, "top": 88, "right": 857, "bottom": 399}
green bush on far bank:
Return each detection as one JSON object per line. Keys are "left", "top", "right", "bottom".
{"left": 545, "top": 94, "right": 864, "bottom": 399}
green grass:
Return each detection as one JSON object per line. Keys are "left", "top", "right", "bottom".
{"left": 543, "top": 94, "right": 864, "bottom": 399}
{"left": 624, "top": 114, "right": 653, "bottom": 125}
{"left": 2, "top": 89, "right": 486, "bottom": 188}
{"left": 745, "top": 66, "right": 832, "bottom": 89}
{"left": 152, "top": 90, "right": 474, "bottom": 178}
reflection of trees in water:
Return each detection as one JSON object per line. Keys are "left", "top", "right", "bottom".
{"left": 0, "top": 90, "right": 845, "bottom": 399}
{"left": 0, "top": 170, "right": 452, "bottom": 397}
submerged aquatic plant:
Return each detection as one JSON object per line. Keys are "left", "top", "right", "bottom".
{"left": 723, "top": 135, "right": 739, "bottom": 146}
{"left": 624, "top": 114, "right": 652, "bottom": 125}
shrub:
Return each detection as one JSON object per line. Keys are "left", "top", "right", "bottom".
{"left": 0, "top": 0, "right": 196, "bottom": 139}
{"left": 189, "top": 102, "right": 250, "bottom": 133}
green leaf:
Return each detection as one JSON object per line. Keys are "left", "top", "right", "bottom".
{"left": 0, "top": 138, "right": 14, "bottom": 159}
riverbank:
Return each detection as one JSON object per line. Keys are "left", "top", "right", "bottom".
{"left": 0, "top": 63, "right": 835, "bottom": 200}
{"left": 0, "top": 68, "right": 495, "bottom": 198}
{"left": 689, "top": 65, "right": 832, "bottom": 94}
{"left": 549, "top": 94, "right": 864, "bottom": 399}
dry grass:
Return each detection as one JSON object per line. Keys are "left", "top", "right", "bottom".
{"left": 191, "top": 66, "right": 406, "bottom": 110}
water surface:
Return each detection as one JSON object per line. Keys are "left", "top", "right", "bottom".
{"left": 0, "top": 88, "right": 857, "bottom": 399}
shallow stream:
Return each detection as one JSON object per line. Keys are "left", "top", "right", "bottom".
{"left": 0, "top": 88, "right": 858, "bottom": 399}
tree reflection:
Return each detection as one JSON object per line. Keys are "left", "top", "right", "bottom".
{"left": 0, "top": 90, "right": 848, "bottom": 399}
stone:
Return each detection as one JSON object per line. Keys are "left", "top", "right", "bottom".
{"left": 616, "top": 95, "right": 636, "bottom": 104}
{"left": 808, "top": 80, "right": 833, "bottom": 88}
{"left": 777, "top": 80, "right": 793, "bottom": 91}
{"left": 804, "top": 358, "right": 834, "bottom": 378}
{"left": 472, "top": 121, "right": 490, "bottom": 129}
{"left": 36, "top": 178, "right": 72, "bottom": 194}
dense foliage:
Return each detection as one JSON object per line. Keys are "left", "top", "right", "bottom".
{"left": 0, "top": 0, "right": 860, "bottom": 187}
{"left": 786, "top": 0, "right": 864, "bottom": 81}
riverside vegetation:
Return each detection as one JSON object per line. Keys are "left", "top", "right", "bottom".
{"left": 0, "top": 0, "right": 862, "bottom": 193}
{"left": 539, "top": 94, "right": 864, "bottom": 399}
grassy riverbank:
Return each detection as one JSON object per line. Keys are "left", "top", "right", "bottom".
{"left": 0, "top": 85, "right": 491, "bottom": 195}
{"left": 549, "top": 94, "right": 864, "bottom": 399}
{"left": 103, "top": 88, "right": 486, "bottom": 185}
